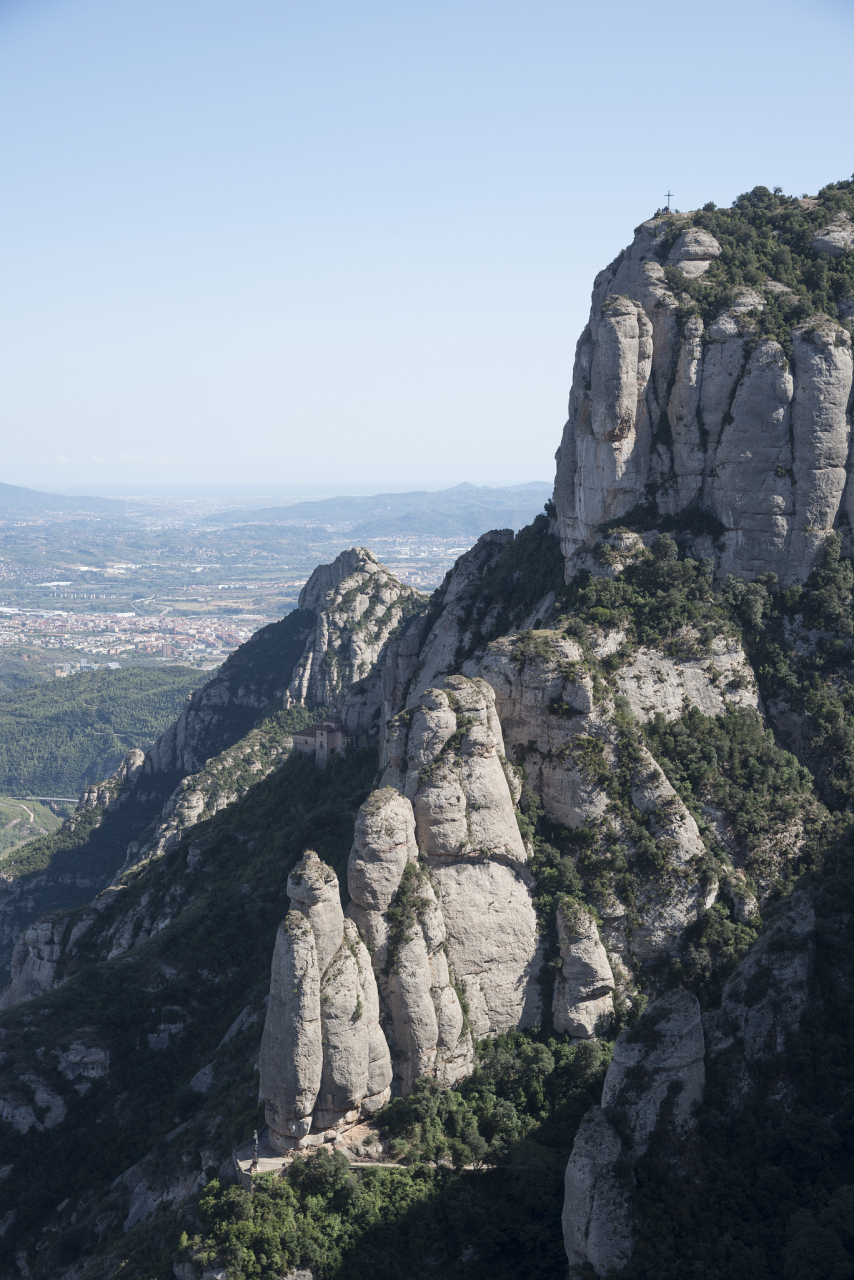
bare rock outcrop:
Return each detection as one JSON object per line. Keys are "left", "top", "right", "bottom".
{"left": 285, "top": 548, "right": 424, "bottom": 717}
{"left": 370, "top": 531, "right": 518, "bottom": 767}
{"left": 76, "top": 749, "right": 146, "bottom": 813}
{"left": 346, "top": 789, "right": 472, "bottom": 1093}
{"left": 114, "top": 718, "right": 294, "bottom": 883}
{"left": 601, "top": 989, "right": 705, "bottom": 1155}
{"left": 614, "top": 632, "right": 760, "bottom": 722}
{"left": 138, "top": 550, "right": 415, "bottom": 778}
{"left": 563, "top": 990, "right": 704, "bottom": 1275}
{"left": 403, "top": 676, "right": 527, "bottom": 867}
{"left": 259, "top": 852, "right": 392, "bottom": 1150}
{"left": 0, "top": 915, "right": 67, "bottom": 1010}
{"left": 475, "top": 631, "right": 709, "bottom": 970}
{"left": 143, "top": 613, "right": 314, "bottom": 777}
{"left": 475, "top": 631, "right": 603, "bottom": 830}
{"left": 553, "top": 214, "right": 854, "bottom": 584}
{"left": 717, "top": 889, "right": 814, "bottom": 1064}
{"left": 812, "top": 213, "right": 854, "bottom": 257}
{"left": 139, "top": 546, "right": 421, "bottom": 782}
{"left": 669, "top": 226, "right": 721, "bottom": 278}
{"left": 553, "top": 901, "right": 614, "bottom": 1038}
{"left": 563, "top": 1106, "right": 635, "bottom": 1277}
{"left": 382, "top": 675, "right": 542, "bottom": 1038}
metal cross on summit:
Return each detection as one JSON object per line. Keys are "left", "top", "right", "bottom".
{"left": 665, "top": 190, "right": 674, "bottom": 212}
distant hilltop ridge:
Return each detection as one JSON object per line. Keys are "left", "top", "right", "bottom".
{"left": 212, "top": 480, "right": 551, "bottom": 538}
{"left": 554, "top": 180, "right": 854, "bottom": 584}
{"left": 0, "top": 482, "right": 128, "bottom": 519}
{"left": 0, "top": 479, "right": 552, "bottom": 541}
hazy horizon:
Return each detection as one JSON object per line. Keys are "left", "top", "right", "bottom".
{"left": 2, "top": 0, "right": 854, "bottom": 491}
{"left": 10, "top": 477, "right": 552, "bottom": 503}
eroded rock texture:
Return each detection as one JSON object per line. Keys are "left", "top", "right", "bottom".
{"left": 346, "top": 788, "right": 472, "bottom": 1093}
{"left": 564, "top": 990, "right": 704, "bottom": 1275}
{"left": 553, "top": 215, "right": 854, "bottom": 584}
{"left": 563, "top": 1107, "right": 635, "bottom": 1277}
{"left": 285, "top": 547, "right": 424, "bottom": 721}
{"left": 552, "top": 902, "right": 614, "bottom": 1039}
{"left": 601, "top": 989, "right": 705, "bottom": 1155}
{"left": 0, "top": 915, "right": 68, "bottom": 1011}
{"left": 382, "top": 675, "right": 542, "bottom": 1038}
{"left": 703, "top": 890, "right": 815, "bottom": 1104}
{"left": 259, "top": 852, "right": 391, "bottom": 1150}
{"left": 719, "top": 890, "right": 814, "bottom": 1061}
{"left": 475, "top": 631, "right": 709, "bottom": 971}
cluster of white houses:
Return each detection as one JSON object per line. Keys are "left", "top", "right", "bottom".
{"left": 290, "top": 719, "right": 354, "bottom": 768}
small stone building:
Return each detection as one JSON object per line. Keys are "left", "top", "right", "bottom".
{"left": 292, "top": 719, "right": 353, "bottom": 768}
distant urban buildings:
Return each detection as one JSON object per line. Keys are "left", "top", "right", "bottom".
{"left": 0, "top": 609, "right": 274, "bottom": 673}
{"left": 56, "top": 660, "right": 122, "bottom": 675}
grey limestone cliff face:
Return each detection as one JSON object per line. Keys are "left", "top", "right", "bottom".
{"left": 703, "top": 889, "right": 815, "bottom": 1101}
{"left": 285, "top": 547, "right": 424, "bottom": 722}
{"left": 102, "top": 548, "right": 415, "bottom": 790}
{"left": 382, "top": 675, "right": 543, "bottom": 1038}
{"left": 369, "top": 545, "right": 767, "bottom": 1001}
{"left": 346, "top": 788, "right": 472, "bottom": 1093}
{"left": 74, "top": 748, "right": 146, "bottom": 813}
{"left": 396, "top": 531, "right": 515, "bottom": 706}
{"left": 601, "top": 988, "right": 705, "bottom": 1156}
{"left": 143, "top": 613, "right": 315, "bottom": 777}
{"left": 812, "top": 212, "right": 854, "bottom": 257}
{"left": 553, "top": 215, "right": 854, "bottom": 584}
{"left": 562, "top": 1107, "right": 635, "bottom": 1277}
{"left": 259, "top": 852, "right": 392, "bottom": 1150}
{"left": 366, "top": 529, "right": 519, "bottom": 778}
{"left": 614, "top": 631, "right": 761, "bottom": 722}
{"left": 112, "top": 720, "right": 294, "bottom": 885}
{"left": 553, "top": 902, "right": 614, "bottom": 1039}
{"left": 0, "top": 915, "right": 68, "bottom": 1011}
{"left": 474, "top": 631, "right": 709, "bottom": 970}
{"left": 564, "top": 990, "right": 704, "bottom": 1276}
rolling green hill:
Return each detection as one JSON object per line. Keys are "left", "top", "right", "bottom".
{"left": 0, "top": 666, "right": 204, "bottom": 798}
{"left": 0, "top": 796, "right": 63, "bottom": 858}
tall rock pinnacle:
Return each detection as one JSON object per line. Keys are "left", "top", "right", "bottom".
{"left": 553, "top": 206, "right": 854, "bottom": 584}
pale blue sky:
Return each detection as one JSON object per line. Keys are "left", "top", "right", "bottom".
{"left": 1, "top": 0, "right": 853, "bottom": 494}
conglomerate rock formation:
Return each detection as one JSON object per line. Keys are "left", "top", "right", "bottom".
{"left": 563, "top": 989, "right": 705, "bottom": 1276}
{"left": 4, "top": 185, "right": 854, "bottom": 1280}
{"left": 346, "top": 788, "right": 472, "bottom": 1094}
{"left": 259, "top": 851, "right": 391, "bottom": 1150}
{"left": 285, "top": 546, "right": 424, "bottom": 725}
{"left": 552, "top": 901, "right": 614, "bottom": 1038}
{"left": 553, "top": 213, "right": 854, "bottom": 584}
{"left": 383, "top": 674, "right": 542, "bottom": 1037}
{"left": 0, "top": 549, "right": 423, "bottom": 999}
{"left": 471, "top": 630, "right": 713, "bottom": 969}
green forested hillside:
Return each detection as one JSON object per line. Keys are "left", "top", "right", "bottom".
{"left": 0, "top": 666, "right": 203, "bottom": 797}
{"left": 0, "top": 796, "right": 63, "bottom": 857}
{"left": 6, "top": 526, "right": 854, "bottom": 1279}
{"left": 0, "top": 745, "right": 611, "bottom": 1280}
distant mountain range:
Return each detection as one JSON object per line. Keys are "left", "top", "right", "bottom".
{"left": 212, "top": 481, "right": 552, "bottom": 538}
{"left": 0, "top": 482, "right": 128, "bottom": 519}
{"left": 0, "top": 479, "right": 554, "bottom": 540}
